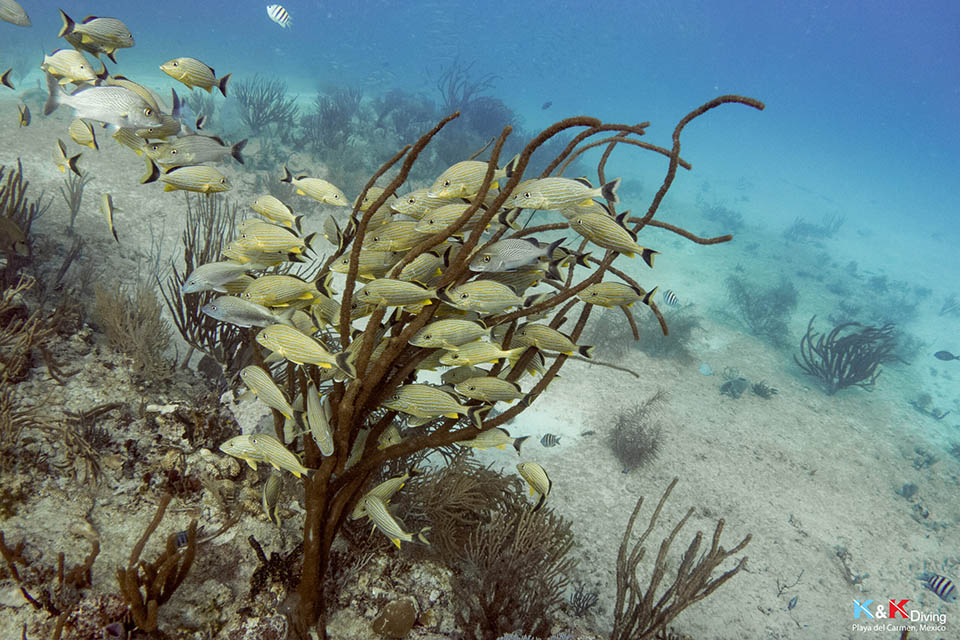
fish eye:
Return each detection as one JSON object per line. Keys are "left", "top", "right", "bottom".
{"left": 170, "top": 149, "right": 178, "bottom": 154}
{"left": 481, "top": 256, "right": 491, "bottom": 263}
{"left": 423, "top": 334, "right": 431, "bottom": 340}
{"left": 220, "top": 178, "right": 227, "bottom": 184}
{"left": 468, "top": 385, "right": 476, "bottom": 391}
{"left": 443, "top": 180, "right": 451, "bottom": 187}
{"left": 459, "top": 293, "right": 469, "bottom": 299}
{"left": 79, "top": 65, "right": 85, "bottom": 70}
{"left": 172, "top": 61, "right": 178, "bottom": 67}
{"left": 144, "top": 108, "right": 153, "bottom": 117}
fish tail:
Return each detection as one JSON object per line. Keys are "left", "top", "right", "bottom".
{"left": 467, "top": 405, "right": 489, "bottom": 429}
{"left": 531, "top": 492, "right": 547, "bottom": 512}
{"left": 523, "top": 292, "right": 549, "bottom": 308}
{"left": 292, "top": 215, "right": 304, "bottom": 234}
{"left": 231, "top": 138, "right": 247, "bottom": 164}
{"left": 141, "top": 159, "right": 160, "bottom": 184}
{"left": 280, "top": 165, "right": 293, "bottom": 183}
{"left": 544, "top": 260, "right": 563, "bottom": 282}
{"left": 497, "top": 207, "right": 521, "bottom": 230}
{"left": 641, "top": 286, "right": 658, "bottom": 307}
{"left": 513, "top": 435, "right": 530, "bottom": 454}
{"left": 578, "top": 345, "right": 595, "bottom": 359}
{"left": 67, "top": 154, "right": 82, "bottom": 178}
{"left": 302, "top": 232, "right": 317, "bottom": 254}
{"left": 601, "top": 177, "right": 621, "bottom": 205}
{"left": 57, "top": 9, "right": 75, "bottom": 38}
{"left": 504, "top": 153, "right": 521, "bottom": 178}
{"left": 42, "top": 72, "right": 61, "bottom": 116}
{"left": 334, "top": 351, "right": 357, "bottom": 378}
{"left": 218, "top": 73, "right": 231, "bottom": 98}
{"left": 640, "top": 248, "right": 659, "bottom": 268}
{"left": 417, "top": 527, "right": 431, "bottom": 545}
{"left": 0, "top": 69, "right": 13, "bottom": 90}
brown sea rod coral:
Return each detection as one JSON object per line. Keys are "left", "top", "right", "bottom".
{"left": 193, "top": 96, "right": 763, "bottom": 638}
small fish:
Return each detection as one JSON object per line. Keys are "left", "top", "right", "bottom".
{"left": 0, "top": 0, "right": 30, "bottom": 26}
{"left": 440, "top": 365, "right": 489, "bottom": 386}
{"left": 237, "top": 221, "right": 314, "bottom": 255}
{"left": 266, "top": 4, "right": 292, "bottom": 29}
{"left": 241, "top": 274, "right": 318, "bottom": 306}
{"left": 160, "top": 57, "right": 230, "bottom": 96}
{"left": 540, "top": 433, "right": 561, "bottom": 448}
{"left": 251, "top": 195, "right": 301, "bottom": 230}
{"left": 508, "top": 176, "right": 621, "bottom": 210}
{"left": 514, "top": 322, "right": 594, "bottom": 358}
{"left": 577, "top": 282, "right": 657, "bottom": 309}
{"left": 256, "top": 324, "right": 354, "bottom": 376}
{"left": 661, "top": 289, "right": 679, "bottom": 306}
{"left": 142, "top": 162, "right": 231, "bottom": 193}
{"left": 391, "top": 188, "right": 455, "bottom": 218}
{"left": 541, "top": 101, "right": 552, "bottom": 110}
{"left": 150, "top": 135, "right": 247, "bottom": 167}
{"left": 456, "top": 427, "right": 529, "bottom": 453}
{"left": 377, "top": 424, "right": 403, "bottom": 450}
{"left": 330, "top": 249, "right": 401, "bottom": 279}
{"left": 112, "top": 128, "right": 146, "bottom": 155}
{"left": 787, "top": 595, "right": 798, "bottom": 610}
{"left": 0, "top": 217, "right": 29, "bottom": 257}
{"left": 413, "top": 202, "right": 481, "bottom": 235}
{"left": 201, "top": 295, "right": 291, "bottom": 328}
{"left": 44, "top": 72, "right": 161, "bottom": 129}
{"left": 195, "top": 114, "right": 206, "bottom": 130}
{"left": 356, "top": 278, "right": 436, "bottom": 308}
{"left": 281, "top": 166, "right": 346, "bottom": 205}
{"left": 438, "top": 280, "right": 529, "bottom": 315}
{"left": 409, "top": 319, "right": 491, "bottom": 350}
{"left": 362, "top": 495, "right": 429, "bottom": 549}
{"left": 68, "top": 118, "right": 99, "bottom": 150}
{"left": 517, "top": 462, "right": 551, "bottom": 511}
{"left": 382, "top": 383, "right": 486, "bottom": 427}
{"left": 934, "top": 350, "right": 959, "bottom": 361}
{"left": 182, "top": 261, "right": 262, "bottom": 294}
{"left": 568, "top": 211, "right": 658, "bottom": 266}
{"left": 470, "top": 237, "right": 565, "bottom": 274}
{"left": 58, "top": 10, "right": 135, "bottom": 59}
{"left": 0, "top": 69, "right": 12, "bottom": 89}
{"left": 53, "top": 139, "right": 82, "bottom": 177}
{"left": 248, "top": 433, "right": 311, "bottom": 477}
{"left": 438, "top": 340, "right": 526, "bottom": 367}
{"left": 361, "top": 219, "right": 428, "bottom": 252}
{"left": 427, "top": 158, "right": 512, "bottom": 199}
{"left": 17, "top": 104, "right": 30, "bottom": 126}
{"left": 261, "top": 472, "right": 283, "bottom": 525}
{"left": 240, "top": 365, "right": 294, "bottom": 420}
{"left": 350, "top": 468, "right": 419, "bottom": 520}
{"left": 40, "top": 49, "right": 97, "bottom": 86}
{"left": 219, "top": 434, "right": 267, "bottom": 470}
{"left": 100, "top": 193, "right": 118, "bottom": 242}
{"left": 917, "top": 571, "right": 957, "bottom": 602}
{"left": 305, "top": 385, "right": 334, "bottom": 456}
{"left": 454, "top": 376, "right": 525, "bottom": 404}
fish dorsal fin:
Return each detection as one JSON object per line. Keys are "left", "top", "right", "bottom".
{"left": 81, "top": 16, "right": 100, "bottom": 23}
{"left": 209, "top": 135, "right": 225, "bottom": 146}
{"left": 521, "top": 237, "right": 539, "bottom": 247}
{"left": 573, "top": 176, "right": 593, "bottom": 188}
{"left": 296, "top": 175, "right": 308, "bottom": 181}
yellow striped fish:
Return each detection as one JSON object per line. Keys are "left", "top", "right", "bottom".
{"left": 251, "top": 195, "right": 301, "bottom": 230}
{"left": 356, "top": 278, "right": 436, "bottom": 308}
{"left": 281, "top": 166, "right": 347, "bottom": 205}
{"left": 100, "top": 193, "right": 118, "bottom": 242}
{"left": 361, "top": 219, "right": 429, "bottom": 252}
{"left": 568, "top": 211, "right": 657, "bottom": 267}
{"left": 41, "top": 49, "right": 97, "bottom": 86}
{"left": 413, "top": 203, "right": 478, "bottom": 235}
{"left": 427, "top": 159, "right": 510, "bottom": 199}
{"left": 507, "top": 176, "right": 621, "bottom": 210}
{"left": 397, "top": 250, "right": 444, "bottom": 284}
{"left": 68, "top": 118, "right": 98, "bottom": 150}
{"left": 331, "top": 249, "right": 402, "bottom": 279}
{"left": 438, "top": 340, "right": 525, "bottom": 367}
{"left": 437, "top": 280, "right": 527, "bottom": 314}
{"left": 241, "top": 274, "right": 318, "bottom": 306}
{"left": 440, "top": 365, "right": 489, "bottom": 386}
{"left": 261, "top": 471, "right": 283, "bottom": 525}
{"left": 219, "top": 434, "right": 267, "bottom": 469}
{"left": 514, "top": 323, "right": 594, "bottom": 358}
{"left": 361, "top": 494, "right": 429, "bottom": 549}
{"left": 17, "top": 104, "right": 30, "bottom": 127}
{"left": 248, "top": 433, "right": 311, "bottom": 477}
{"left": 239, "top": 365, "right": 294, "bottom": 419}
{"left": 577, "top": 282, "right": 657, "bottom": 308}
{"left": 236, "top": 220, "right": 315, "bottom": 255}
{"left": 305, "top": 384, "right": 334, "bottom": 456}
{"left": 391, "top": 188, "right": 456, "bottom": 219}
{"left": 143, "top": 161, "right": 231, "bottom": 193}
{"left": 454, "top": 376, "right": 525, "bottom": 404}
{"left": 160, "top": 57, "right": 230, "bottom": 96}
{"left": 409, "top": 319, "right": 490, "bottom": 349}
{"left": 112, "top": 128, "right": 146, "bottom": 155}
{"left": 350, "top": 468, "right": 419, "bottom": 520}
{"left": 53, "top": 139, "right": 81, "bottom": 177}
{"left": 517, "top": 462, "right": 551, "bottom": 511}
{"left": 59, "top": 10, "right": 135, "bottom": 62}
{"left": 382, "top": 384, "right": 485, "bottom": 427}
{"left": 256, "top": 324, "right": 355, "bottom": 376}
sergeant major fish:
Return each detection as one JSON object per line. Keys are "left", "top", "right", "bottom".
{"left": 916, "top": 571, "right": 957, "bottom": 602}
{"left": 266, "top": 4, "right": 292, "bottom": 28}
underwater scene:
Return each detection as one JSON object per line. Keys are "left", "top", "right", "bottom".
{"left": 0, "top": 1, "right": 958, "bottom": 638}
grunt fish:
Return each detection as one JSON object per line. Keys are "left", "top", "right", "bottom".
{"left": 17, "top": 104, "right": 30, "bottom": 126}
{"left": 0, "top": 0, "right": 30, "bottom": 26}
{"left": 577, "top": 282, "right": 657, "bottom": 309}
{"left": 281, "top": 166, "right": 347, "bottom": 206}
{"left": 100, "top": 193, "right": 119, "bottom": 242}
{"left": 517, "top": 462, "right": 551, "bottom": 511}
{"left": 53, "top": 139, "right": 82, "bottom": 177}
{"left": 68, "top": 118, "right": 98, "bottom": 150}
{"left": 160, "top": 57, "right": 230, "bottom": 96}
{"left": 200, "top": 295, "right": 292, "bottom": 328}
{"left": 44, "top": 72, "right": 161, "bottom": 130}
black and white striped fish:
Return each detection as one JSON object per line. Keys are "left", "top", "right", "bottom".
{"left": 540, "top": 433, "right": 561, "bottom": 448}
{"left": 917, "top": 572, "right": 957, "bottom": 602}
{"left": 660, "top": 289, "right": 679, "bottom": 306}
{"left": 266, "top": 4, "right": 292, "bottom": 28}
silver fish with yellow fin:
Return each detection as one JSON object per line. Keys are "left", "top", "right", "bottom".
{"left": 68, "top": 118, "right": 98, "bottom": 150}
{"left": 507, "top": 176, "right": 621, "bottom": 210}
{"left": 0, "top": 69, "right": 12, "bottom": 90}
{"left": 361, "top": 495, "right": 429, "bottom": 549}
{"left": 409, "top": 319, "right": 490, "bottom": 350}
{"left": 247, "top": 433, "right": 311, "bottom": 477}
{"left": 382, "top": 384, "right": 486, "bottom": 427}
{"left": 219, "top": 434, "right": 267, "bottom": 470}
{"left": 58, "top": 10, "right": 135, "bottom": 62}
{"left": 261, "top": 472, "right": 283, "bottom": 525}
{"left": 356, "top": 278, "right": 437, "bottom": 308}
{"left": 438, "top": 280, "right": 529, "bottom": 315}
{"left": 41, "top": 49, "right": 97, "bottom": 86}
{"left": 305, "top": 384, "right": 334, "bottom": 456}
{"left": 454, "top": 376, "right": 525, "bottom": 404}
{"left": 456, "top": 427, "right": 529, "bottom": 453}
{"left": 514, "top": 323, "right": 594, "bottom": 358}
{"left": 182, "top": 261, "right": 263, "bottom": 294}
{"left": 251, "top": 195, "right": 301, "bottom": 230}
{"left": 201, "top": 295, "right": 293, "bottom": 328}
{"left": 44, "top": 73, "right": 161, "bottom": 130}
{"left": 568, "top": 211, "right": 657, "bottom": 267}
{"left": 350, "top": 468, "right": 419, "bottom": 520}
{"left": 577, "top": 282, "right": 657, "bottom": 309}
{"left": 427, "top": 157, "right": 513, "bottom": 199}
{"left": 142, "top": 161, "right": 231, "bottom": 193}
{"left": 438, "top": 340, "right": 526, "bottom": 367}
{"left": 239, "top": 365, "right": 295, "bottom": 420}
{"left": 53, "top": 139, "right": 82, "bottom": 177}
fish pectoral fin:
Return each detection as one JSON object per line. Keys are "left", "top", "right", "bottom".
{"left": 80, "top": 34, "right": 93, "bottom": 43}
{"left": 163, "top": 184, "right": 177, "bottom": 191}
{"left": 391, "top": 538, "right": 402, "bottom": 549}
{"left": 296, "top": 189, "right": 306, "bottom": 195}
{"left": 444, "top": 412, "right": 460, "bottom": 419}
{"left": 245, "top": 459, "right": 258, "bottom": 470}
{"left": 529, "top": 485, "right": 535, "bottom": 496}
